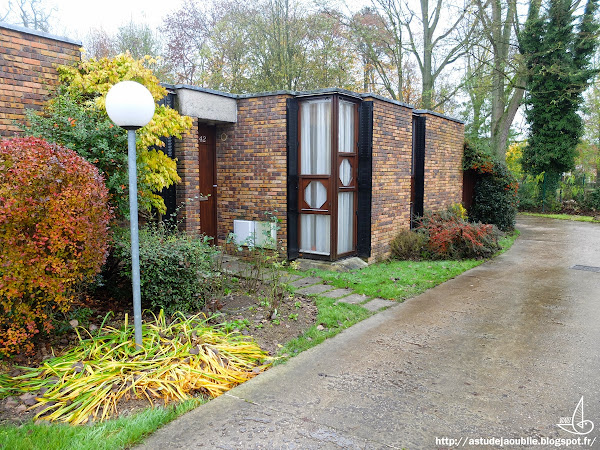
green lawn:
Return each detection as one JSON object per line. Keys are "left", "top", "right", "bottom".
{"left": 296, "top": 230, "right": 519, "bottom": 301}
{"left": 0, "top": 399, "right": 203, "bottom": 450}
{"left": 520, "top": 212, "right": 600, "bottom": 223}
{"left": 306, "top": 259, "right": 483, "bottom": 300}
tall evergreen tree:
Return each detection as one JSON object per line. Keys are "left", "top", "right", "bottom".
{"left": 520, "top": 0, "right": 599, "bottom": 181}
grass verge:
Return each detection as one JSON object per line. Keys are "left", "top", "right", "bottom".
{"left": 0, "top": 398, "right": 204, "bottom": 450}
{"left": 520, "top": 212, "right": 600, "bottom": 223}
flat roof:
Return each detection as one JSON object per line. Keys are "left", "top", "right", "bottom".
{"left": 163, "top": 84, "right": 464, "bottom": 124}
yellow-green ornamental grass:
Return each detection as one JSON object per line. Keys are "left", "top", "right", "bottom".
{"left": 0, "top": 311, "right": 270, "bottom": 425}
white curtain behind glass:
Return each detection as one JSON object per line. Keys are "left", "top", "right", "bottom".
{"left": 337, "top": 100, "right": 355, "bottom": 254}
{"left": 299, "top": 98, "right": 331, "bottom": 254}
{"left": 337, "top": 193, "right": 353, "bottom": 254}
{"left": 301, "top": 99, "right": 331, "bottom": 175}
{"left": 338, "top": 100, "right": 354, "bottom": 153}
{"left": 300, "top": 214, "right": 330, "bottom": 254}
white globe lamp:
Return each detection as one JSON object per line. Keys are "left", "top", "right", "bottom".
{"left": 105, "top": 81, "right": 155, "bottom": 130}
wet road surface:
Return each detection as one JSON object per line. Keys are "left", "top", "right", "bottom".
{"left": 139, "top": 216, "right": 600, "bottom": 449}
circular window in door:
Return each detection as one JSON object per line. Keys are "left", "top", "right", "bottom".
{"left": 339, "top": 159, "right": 352, "bottom": 186}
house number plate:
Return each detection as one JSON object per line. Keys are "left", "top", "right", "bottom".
{"left": 199, "top": 136, "right": 207, "bottom": 143}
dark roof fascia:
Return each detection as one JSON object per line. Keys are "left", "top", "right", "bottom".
{"left": 236, "top": 87, "right": 363, "bottom": 100}
{"left": 413, "top": 109, "right": 465, "bottom": 125}
{"left": 0, "top": 21, "right": 81, "bottom": 46}
{"left": 293, "top": 88, "right": 363, "bottom": 100}
{"left": 163, "top": 85, "right": 365, "bottom": 101}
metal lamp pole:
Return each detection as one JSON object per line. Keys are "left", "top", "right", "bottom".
{"left": 105, "top": 81, "right": 155, "bottom": 349}
{"left": 126, "top": 128, "right": 143, "bottom": 347}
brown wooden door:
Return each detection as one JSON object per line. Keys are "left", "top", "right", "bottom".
{"left": 198, "top": 124, "right": 217, "bottom": 242}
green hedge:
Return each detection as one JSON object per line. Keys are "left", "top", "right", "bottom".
{"left": 463, "top": 141, "right": 518, "bottom": 232}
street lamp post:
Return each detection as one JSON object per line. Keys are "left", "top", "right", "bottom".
{"left": 105, "top": 81, "right": 155, "bottom": 349}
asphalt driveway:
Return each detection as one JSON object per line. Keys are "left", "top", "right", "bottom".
{"left": 138, "top": 216, "right": 600, "bottom": 449}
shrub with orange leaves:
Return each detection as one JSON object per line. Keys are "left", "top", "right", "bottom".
{"left": 0, "top": 137, "right": 112, "bottom": 357}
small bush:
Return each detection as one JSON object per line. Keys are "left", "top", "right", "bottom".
{"left": 463, "top": 141, "right": 518, "bottom": 231}
{"left": 583, "top": 187, "right": 600, "bottom": 211}
{"left": 418, "top": 210, "right": 500, "bottom": 260}
{"left": 114, "top": 225, "right": 218, "bottom": 315}
{"left": 0, "top": 137, "right": 111, "bottom": 357}
{"left": 390, "top": 230, "right": 427, "bottom": 260}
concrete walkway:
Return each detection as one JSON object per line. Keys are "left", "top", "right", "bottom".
{"left": 138, "top": 216, "right": 600, "bottom": 449}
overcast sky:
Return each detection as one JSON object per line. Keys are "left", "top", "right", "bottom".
{"left": 1, "top": 0, "right": 367, "bottom": 42}
{"left": 49, "top": 0, "right": 177, "bottom": 40}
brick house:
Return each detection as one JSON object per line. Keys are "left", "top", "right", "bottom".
{"left": 0, "top": 23, "right": 464, "bottom": 263}
{"left": 164, "top": 85, "right": 465, "bottom": 263}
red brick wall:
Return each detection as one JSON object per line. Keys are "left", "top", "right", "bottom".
{"left": 367, "top": 97, "right": 413, "bottom": 262}
{"left": 175, "top": 95, "right": 290, "bottom": 252}
{"left": 421, "top": 112, "right": 464, "bottom": 212}
{"left": 0, "top": 24, "right": 81, "bottom": 137}
{"left": 215, "top": 94, "right": 290, "bottom": 254}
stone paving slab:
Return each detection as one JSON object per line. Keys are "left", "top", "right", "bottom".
{"left": 336, "top": 293, "right": 369, "bottom": 304}
{"left": 296, "top": 284, "right": 334, "bottom": 296}
{"left": 362, "top": 298, "right": 397, "bottom": 312}
{"left": 277, "top": 272, "right": 304, "bottom": 283}
{"left": 289, "top": 276, "right": 322, "bottom": 288}
{"left": 221, "top": 260, "right": 249, "bottom": 275}
{"left": 321, "top": 288, "right": 354, "bottom": 299}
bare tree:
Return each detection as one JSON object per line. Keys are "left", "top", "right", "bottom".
{"left": 350, "top": 6, "right": 406, "bottom": 100}
{"left": 249, "top": 0, "right": 310, "bottom": 91}
{"left": 83, "top": 28, "right": 116, "bottom": 60}
{"left": 465, "top": 0, "right": 542, "bottom": 158}
{"left": 115, "top": 20, "right": 162, "bottom": 60}
{"left": 160, "top": 1, "right": 212, "bottom": 85}
{"left": 403, "top": 0, "right": 478, "bottom": 110}
{"left": 3, "top": 0, "right": 54, "bottom": 32}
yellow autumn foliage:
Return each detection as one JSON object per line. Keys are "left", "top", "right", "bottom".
{"left": 57, "top": 53, "right": 193, "bottom": 213}
{"left": 506, "top": 141, "right": 526, "bottom": 180}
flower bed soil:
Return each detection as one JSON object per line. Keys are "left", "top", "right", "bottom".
{"left": 0, "top": 285, "right": 317, "bottom": 426}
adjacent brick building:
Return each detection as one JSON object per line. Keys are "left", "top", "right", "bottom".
{"left": 418, "top": 111, "right": 464, "bottom": 212}
{"left": 0, "top": 22, "right": 81, "bottom": 136}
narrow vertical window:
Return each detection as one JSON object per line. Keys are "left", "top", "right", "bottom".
{"left": 337, "top": 100, "right": 357, "bottom": 255}
{"left": 299, "top": 98, "right": 332, "bottom": 255}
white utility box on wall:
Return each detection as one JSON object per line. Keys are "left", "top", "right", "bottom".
{"left": 233, "top": 220, "right": 277, "bottom": 249}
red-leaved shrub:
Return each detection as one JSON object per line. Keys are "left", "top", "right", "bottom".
{"left": 0, "top": 137, "right": 112, "bottom": 357}
{"left": 418, "top": 210, "right": 500, "bottom": 260}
